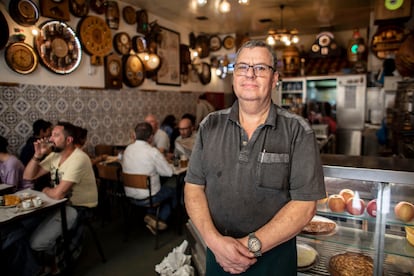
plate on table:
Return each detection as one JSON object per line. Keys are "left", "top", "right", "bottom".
{"left": 0, "top": 195, "right": 21, "bottom": 208}
{"left": 301, "top": 215, "right": 337, "bottom": 236}
{"left": 297, "top": 243, "right": 319, "bottom": 271}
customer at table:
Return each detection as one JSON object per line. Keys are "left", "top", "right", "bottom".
{"left": 174, "top": 117, "right": 196, "bottom": 159}
{"left": 122, "top": 122, "right": 175, "bottom": 233}
{"left": 23, "top": 121, "right": 98, "bottom": 254}
{"left": 0, "top": 135, "right": 31, "bottom": 191}
{"left": 20, "top": 119, "right": 52, "bottom": 165}
{"left": 184, "top": 40, "right": 325, "bottom": 275}
{"left": 145, "top": 114, "right": 170, "bottom": 155}
{"left": 74, "top": 125, "right": 108, "bottom": 165}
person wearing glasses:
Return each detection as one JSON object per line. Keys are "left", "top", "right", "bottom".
{"left": 184, "top": 40, "right": 325, "bottom": 275}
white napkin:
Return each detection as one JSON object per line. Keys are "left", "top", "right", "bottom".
{"left": 155, "top": 240, "right": 194, "bottom": 276}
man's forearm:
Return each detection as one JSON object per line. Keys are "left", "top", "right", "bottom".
{"left": 254, "top": 200, "right": 316, "bottom": 253}
{"left": 23, "top": 157, "right": 43, "bottom": 180}
{"left": 184, "top": 183, "right": 222, "bottom": 248}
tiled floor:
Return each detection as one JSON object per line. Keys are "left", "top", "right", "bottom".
{"left": 72, "top": 213, "right": 187, "bottom": 276}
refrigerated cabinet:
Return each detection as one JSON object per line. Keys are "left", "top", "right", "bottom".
{"left": 186, "top": 154, "right": 414, "bottom": 275}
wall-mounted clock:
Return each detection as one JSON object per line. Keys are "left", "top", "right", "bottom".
{"left": 123, "top": 54, "right": 145, "bottom": 87}
{"left": 105, "top": 53, "right": 122, "bottom": 89}
{"left": 5, "top": 42, "right": 38, "bottom": 74}
{"left": 78, "top": 16, "right": 112, "bottom": 65}
{"left": 70, "top": 0, "right": 89, "bottom": 17}
{"left": 40, "top": 0, "right": 70, "bottom": 21}
{"left": 113, "top": 32, "right": 131, "bottom": 55}
{"left": 9, "top": 0, "right": 40, "bottom": 26}
{"left": 34, "top": 20, "right": 82, "bottom": 74}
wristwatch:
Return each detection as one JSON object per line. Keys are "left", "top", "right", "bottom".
{"left": 248, "top": 232, "right": 262, "bottom": 257}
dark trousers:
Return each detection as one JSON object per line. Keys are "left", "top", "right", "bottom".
{"left": 206, "top": 238, "right": 297, "bottom": 276}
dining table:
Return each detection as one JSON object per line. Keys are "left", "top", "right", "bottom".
{"left": 0, "top": 188, "right": 70, "bottom": 266}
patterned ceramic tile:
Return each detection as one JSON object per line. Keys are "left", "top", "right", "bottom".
{"left": 0, "top": 84, "right": 199, "bottom": 156}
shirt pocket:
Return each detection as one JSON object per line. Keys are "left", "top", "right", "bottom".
{"left": 256, "top": 152, "right": 290, "bottom": 191}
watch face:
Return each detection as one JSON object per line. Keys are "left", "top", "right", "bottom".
{"left": 248, "top": 237, "right": 261, "bottom": 252}
{"left": 109, "top": 60, "right": 120, "bottom": 76}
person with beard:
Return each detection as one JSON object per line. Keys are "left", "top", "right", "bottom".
{"left": 23, "top": 121, "right": 98, "bottom": 272}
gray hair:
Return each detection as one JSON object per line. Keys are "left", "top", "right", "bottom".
{"left": 235, "top": 40, "right": 278, "bottom": 70}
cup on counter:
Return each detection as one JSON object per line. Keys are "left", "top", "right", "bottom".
{"left": 32, "top": 197, "right": 42, "bottom": 207}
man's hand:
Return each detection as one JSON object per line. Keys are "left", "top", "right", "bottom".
{"left": 210, "top": 236, "right": 256, "bottom": 274}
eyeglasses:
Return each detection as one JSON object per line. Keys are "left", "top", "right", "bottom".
{"left": 234, "top": 63, "right": 274, "bottom": 77}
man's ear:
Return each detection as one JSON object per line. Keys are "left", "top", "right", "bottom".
{"left": 66, "top": 136, "right": 74, "bottom": 145}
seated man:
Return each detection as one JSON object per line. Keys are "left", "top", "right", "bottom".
{"left": 174, "top": 117, "right": 196, "bottom": 159}
{"left": 23, "top": 121, "right": 98, "bottom": 255}
{"left": 144, "top": 114, "right": 170, "bottom": 155}
{"left": 0, "top": 135, "right": 31, "bottom": 191}
{"left": 121, "top": 122, "right": 175, "bottom": 233}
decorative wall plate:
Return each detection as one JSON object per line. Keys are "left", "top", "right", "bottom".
{"left": 209, "top": 35, "right": 221, "bottom": 51}
{"left": 5, "top": 42, "right": 38, "bottom": 74}
{"left": 122, "top": 6, "right": 136, "bottom": 25}
{"left": 40, "top": 0, "right": 70, "bottom": 21}
{"left": 70, "top": 0, "right": 89, "bottom": 17}
{"left": 34, "top": 20, "right": 81, "bottom": 74}
{"left": 9, "top": 0, "right": 39, "bottom": 26}
{"left": 113, "top": 32, "right": 132, "bottom": 55}
{"left": 105, "top": 53, "right": 122, "bottom": 89}
{"left": 123, "top": 54, "right": 145, "bottom": 87}
{"left": 222, "top": 35, "right": 235, "bottom": 49}
{"left": 78, "top": 16, "right": 112, "bottom": 65}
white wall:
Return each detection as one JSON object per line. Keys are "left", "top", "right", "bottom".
{"left": 0, "top": 0, "right": 233, "bottom": 93}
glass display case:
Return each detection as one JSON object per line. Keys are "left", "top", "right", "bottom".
{"left": 274, "top": 77, "right": 306, "bottom": 113}
{"left": 298, "top": 154, "right": 414, "bottom": 275}
{"left": 186, "top": 154, "right": 414, "bottom": 276}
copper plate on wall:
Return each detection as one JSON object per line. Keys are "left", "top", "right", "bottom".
{"left": 122, "top": 6, "right": 136, "bottom": 25}
{"left": 5, "top": 42, "right": 38, "bottom": 74}
{"left": 222, "top": 35, "right": 235, "bottom": 50}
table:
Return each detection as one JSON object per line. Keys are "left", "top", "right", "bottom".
{"left": 0, "top": 189, "right": 70, "bottom": 266}
{"left": 0, "top": 184, "right": 14, "bottom": 195}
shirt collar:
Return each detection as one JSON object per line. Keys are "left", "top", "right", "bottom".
{"left": 229, "top": 100, "right": 278, "bottom": 128}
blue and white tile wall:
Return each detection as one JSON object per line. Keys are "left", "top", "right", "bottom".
{"left": 0, "top": 84, "right": 198, "bottom": 156}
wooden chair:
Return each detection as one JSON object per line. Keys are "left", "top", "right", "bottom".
{"left": 122, "top": 172, "right": 171, "bottom": 249}
{"left": 95, "top": 163, "right": 123, "bottom": 225}
{"left": 95, "top": 144, "right": 114, "bottom": 156}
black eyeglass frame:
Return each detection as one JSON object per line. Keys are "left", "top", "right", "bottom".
{"left": 233, "top": 63, "right": 275, "bottom": 77}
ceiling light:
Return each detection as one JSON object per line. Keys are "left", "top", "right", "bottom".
{"left": 219, "top": 0, "right": 231, "bottom": 13}
{"left": 266, "top": 4, "right": 299, "bottom": 47}
{"left": 197, "top": 0, "right": 207, "bottom": 6}
{"left": 238, "top": 0, "right": 249, "bottom": 5}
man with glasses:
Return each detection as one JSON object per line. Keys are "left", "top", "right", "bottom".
{"left": 174, "top": 117, "right": 196, "bottom": 160}
{"left": 184, "top": 40, "right": 325, "bottom": 275}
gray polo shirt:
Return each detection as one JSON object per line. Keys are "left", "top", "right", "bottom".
{"left": 185, "top": 100, "right": 325, "bottom": 237}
